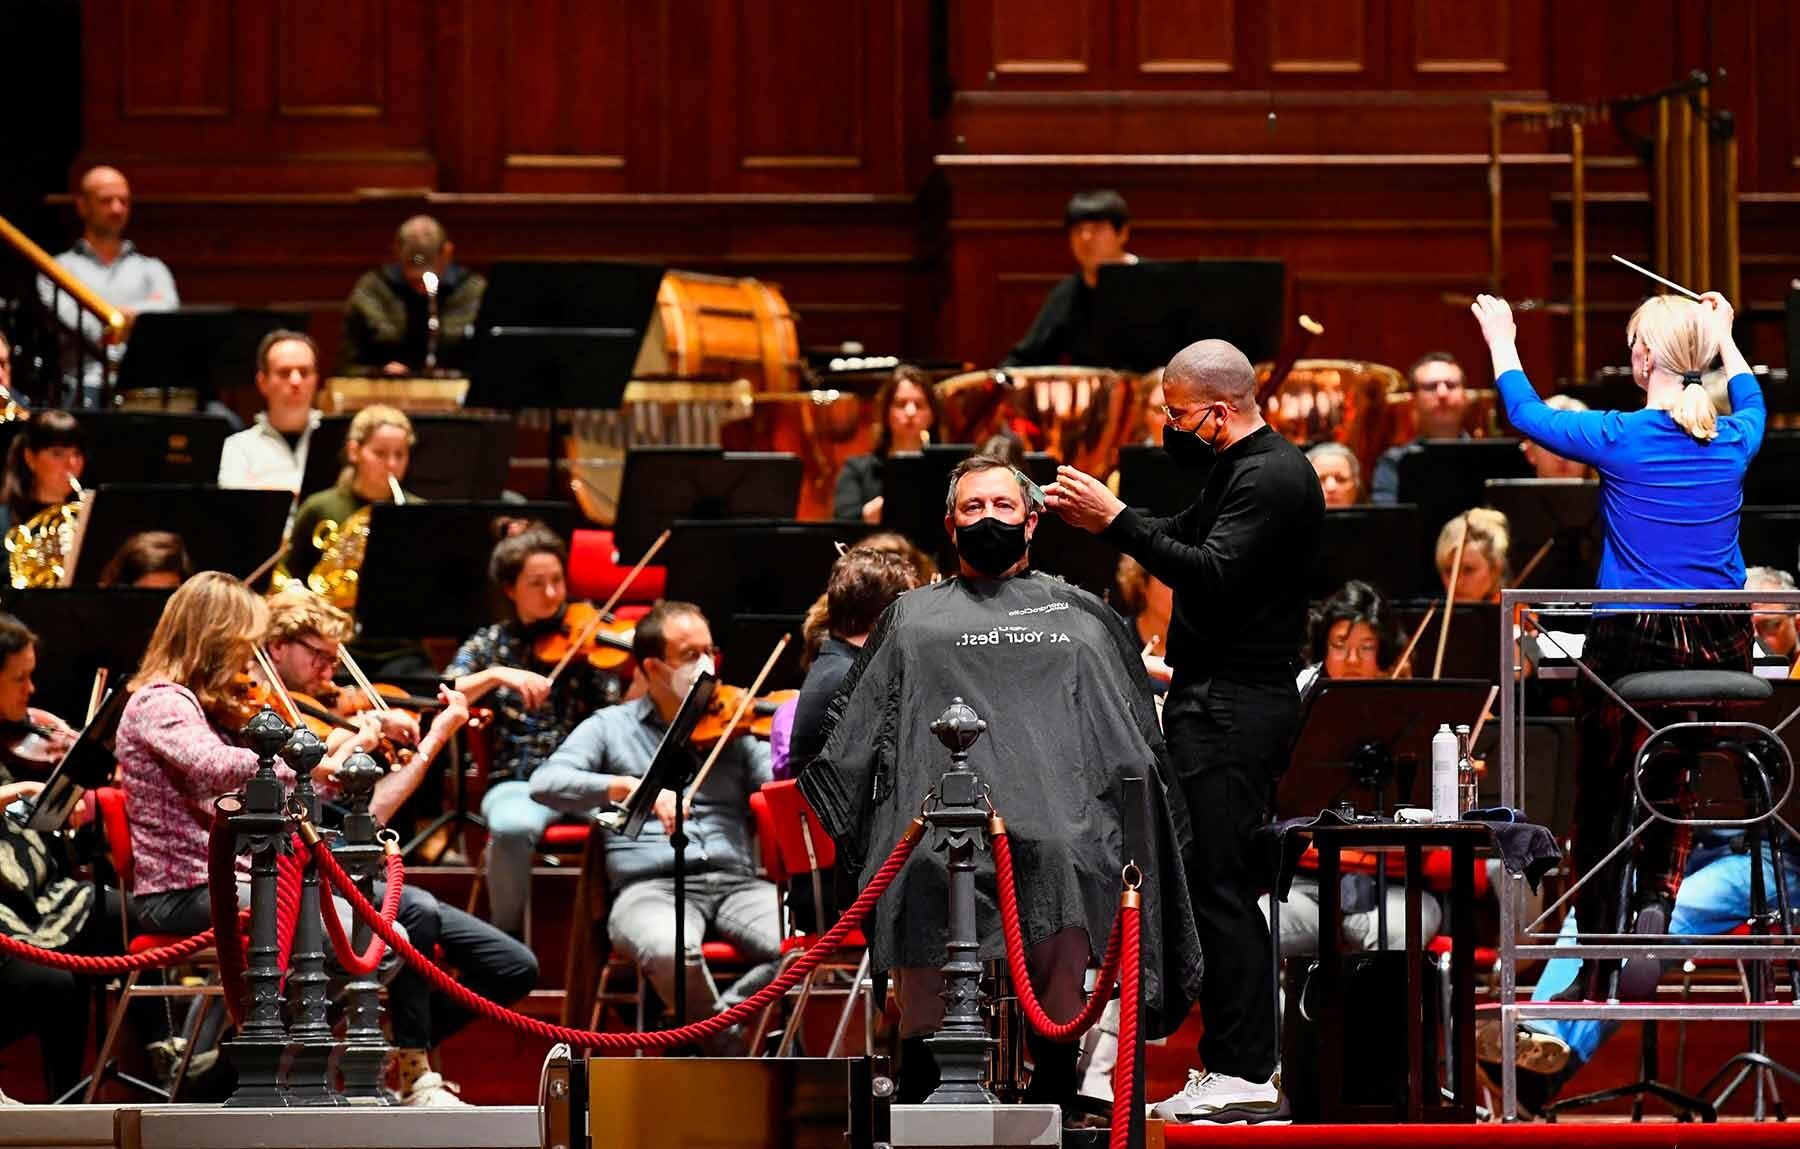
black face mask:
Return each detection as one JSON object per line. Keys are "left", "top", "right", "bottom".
{"left": 954, "top": 515, "right": 1030, "bottom": 577}
{"left": 1161, "top": 424, "right": 1214, "bottom": 469}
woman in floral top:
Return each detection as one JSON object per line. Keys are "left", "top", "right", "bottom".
{"left": 447, "top": 526, "right": 616, "bottom": 936}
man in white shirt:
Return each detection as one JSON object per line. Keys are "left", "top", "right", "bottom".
{"left": 41, "top": 166, "right": 180, "bottom": 405}
{"left": 218, "top": 330, "right": 322, "bottom": 493}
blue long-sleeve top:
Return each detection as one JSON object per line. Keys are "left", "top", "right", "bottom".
{"left": 1493, "top": 368, "right": 1764, "bottom": 592}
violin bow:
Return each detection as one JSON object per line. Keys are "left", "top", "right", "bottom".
{"left": 546, "top": 529, "right": 672, "bottom": 686}
{"left": 336, "top": 645, "right": 391, "bottom": 714}
{"left": 1432, "top": 515, "right": 1470, "bottom": 680}
{"left": 1389, "top": 603, "right": 1438, "bottom": 679}
{"left": 682, "top": 633, "right": 791, "bottom": 818}
{"left": 85, "top": 668, "right": 109, "bottom": 726}
{"left": 1513, "top": 537, "right": 1556, "bottom": 588}
{"left": 251, "top": 645, "right": 303, "bottom": 727}
{"left": 246, "top": 540, "right": 290, "bottom": 589}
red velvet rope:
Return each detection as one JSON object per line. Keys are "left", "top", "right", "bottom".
{"left": 317, "top": 852, "right": 405, "bottom": 975}
{"left": 991, "top": 830, "right": 1123, "bottom": 1041}
{"left": 302, "top": 820, "right": 923, "bottom": 1050}
{"left": 1110, "top": 905, "right": 1140, "bottom": 1149}
{"left": 0, "top": 918, "right": 217, "bottom": 973}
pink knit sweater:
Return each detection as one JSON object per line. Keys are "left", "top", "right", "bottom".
{"left": 116, "top": 682, "right": 295, "bottom": 897}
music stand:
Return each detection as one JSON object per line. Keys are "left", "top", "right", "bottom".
{"left": 1093, "top": 260, "right": 1286, "bottom": 372}
{"left": 1747, "top": 431, "right": 1800, "bottom": 507}
{"left": 596, "top": 669, "right": 719, "bottom": 1027}
{"left": 1281, "top": 678, "right": 1494, "bottom": 818}
{"left": 1115, "top": 443, "right": 1208, "bottom": 518}
{"left": 2, "top": 588, "right": 171, "bottom": 721}
{"left": 353, "top": 501, "right": 580, "bottom": 640}
{"left": 1394, "top": 439, "right": 1534, "bottom": 539}
{"left": 115, "top": 306, "right": 309, "bottom": 408}
{"left": 877, "top": 445, "right": 980, "bottom": 559}
{"left": 465, "top": 261, "right": 661, "bottom": 412}
{"left": 9, "top": 688, "right": 127, "bottom": 833}
{"left": 613, "top": 448, "right": 804, "bottom": 558}
{"left": 1484, "top": 478, "right": 1602, "bottom": 591}
{"left": 1391, "top": 601, "right": 1503, "bottom": 681}
{"left": 1314, "top": 505, "right": 1427, "bottom": 599}
{"left": 297, "top": 411, "right": 517, "bottom": 502}
{"left": 1741, "top": 506, "right": 1800, "bottom": 574}
{"left": 67, "top": 484, "right": 291, "bottom": 586}
{"left": 0, "top": 411, "right": 235, "bottom": 487}
{"left": 661, "top": 519, "right": 883, "bottom": 635}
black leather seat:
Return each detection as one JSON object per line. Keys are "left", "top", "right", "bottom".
{"left": 1611, "top": 669, "right": 1772, "bottom": 707}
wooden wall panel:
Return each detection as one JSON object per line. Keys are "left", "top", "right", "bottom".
{"left": 1267, "top": 0, "right": 1373, "bottom": 78}
{"left": 735, "top": 0, "right": 865, "bottom": 168}
{"left": 119, "top": 0, "right": 233, "bottom": 117}
{"left": 495, "top": 0, "right": 634, "bottom": 186}
{"left": 275, "top": 0, "right": 385, "bottom": 117}
{"left": 1131, "top": 0, "right": 1237, "bottom": 76}
{"left": 1409, "top": 0, "right": 1509, "bottom": 75}
{"left": 992, "top": 0, "right": 1095, "bottom": 76}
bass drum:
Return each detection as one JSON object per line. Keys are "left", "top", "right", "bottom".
{"left": 935, "top": 366, "right": 1145, "bottom": 480}
{"left": 640, "top": 270, "right": 802, "bottom": 390}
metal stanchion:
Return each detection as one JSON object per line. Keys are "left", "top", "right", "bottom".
{"left": 281, "top": 728, "right": 341, "bottom": 1105}
{"left": 924, "top": 698, "right": 997, "bottom": 1105}
{"left": 223, "top": 708, "right": 297, "bottom": 1108}
{"left": 332, "top": 751, "right": 393, "bottom": 1105}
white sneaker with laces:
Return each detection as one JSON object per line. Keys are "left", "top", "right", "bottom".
{"left": 399, "top": 1071, "right": 469, "bottom": 1107}
{"left": 1149, "top": 1069, "right": 1290, "bottom": 1125}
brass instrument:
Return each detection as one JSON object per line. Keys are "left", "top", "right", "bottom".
{"left": 305, "top": 506, "right": 370, "bottom": 609}
{"left": 5, "top": 478, "right": 84, "bottom": 590}
{"left": 934, "top": 366, "right": 1146, "bottom": 480}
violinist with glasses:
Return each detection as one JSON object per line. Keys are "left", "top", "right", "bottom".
{"left": 447, "top": 525, "right": 619, "bottom": 938}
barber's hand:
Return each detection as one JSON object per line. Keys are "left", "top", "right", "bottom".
{"left": 1042, "top": 466, "right": 1124, "bottom": 534}
{"left": 1470, "top": 294, "right": 1517, "bottom": 348}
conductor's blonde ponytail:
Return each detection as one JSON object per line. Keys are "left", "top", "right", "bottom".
{"left": 1628, "top": 296, "right": 1720, "bottom": 442}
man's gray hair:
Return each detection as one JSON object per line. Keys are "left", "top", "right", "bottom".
{"left": 1164, "top": 338, "right": 1257, "bottom": 404}
{"left": 395, "top": 215, "right": 448, "bottom": 264}
{"left": 1305, "top": 441, "right": 1361, "bottom": 488}
{"left": 1746, "top": 566, "right": 1797, "bottom": 592}
{"left": 944, "top": 454, "right": 1044, "bottom": 515}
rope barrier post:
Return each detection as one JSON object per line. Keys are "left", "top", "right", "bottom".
{"left": 281, "top": 728, "right": 342, "bottom": 1106}
{"left": 332, "top": 750, "right": 393, "bottom": 1104}
{"left": 924, "top": 697, "right": 998, "bottom": 1105}
{"left": 223, "top": 707, "right": 298, "bottom": 1109}
{"left": 1118, "top": 775, "right": 1152, "bottom": 1149}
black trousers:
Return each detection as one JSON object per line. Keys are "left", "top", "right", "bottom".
{"left": 0, "top": 886, "right": 128, "bottom": 1099}
{"left": 385, "top": 883, "right": 538, "bottom": 1051}
{"left": 1163, "top": 673, "right": 1298, "bottom": 1083}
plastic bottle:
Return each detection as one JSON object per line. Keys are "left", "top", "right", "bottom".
{"left": 1431, "top": 723, "right": 1458, "bottom": 822}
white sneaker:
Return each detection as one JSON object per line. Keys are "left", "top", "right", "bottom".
{"left": 399, "top": 1071, "right": 470, "bottom": 1107}
{"left": 1149, "top": 1069, "right": 1290, "bottom": 1125}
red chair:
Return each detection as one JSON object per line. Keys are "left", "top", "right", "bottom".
{"left": 745, "top": 780, "right": 874, "bottom": 1057}
{"left": 568, "top": 529, "right": 666, "bottom": 606}
{"left": 86, "top": 786, "right": 226, "bottom": 1102}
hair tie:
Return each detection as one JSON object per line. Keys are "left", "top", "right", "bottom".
{"left": 1680, "top": 370, "right": 1704, "bottom": 386}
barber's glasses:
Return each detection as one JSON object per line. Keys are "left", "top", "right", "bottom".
{"left": 1162, "top": 404, "right": 1219, "bottom": 434}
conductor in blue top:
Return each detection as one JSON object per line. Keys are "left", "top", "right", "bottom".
{"left": 1471, "top": 288, "right": 1764, "bottom": 1009}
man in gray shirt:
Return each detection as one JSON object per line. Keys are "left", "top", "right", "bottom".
{"left": 529, "top": 601, "right": 778, "bottom": 1026}
{"left": 41, "top": 166, "right": 179, "bottom": 404}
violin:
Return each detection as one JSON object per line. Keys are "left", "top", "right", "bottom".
{"left": 533, "top": 602, "right": 636, "bottom": 674}
{"left": 0, "top": 720, "right": 67, "bottom": 775}
{"left": 689, "top": 685, "right": 799, "bottom": 749}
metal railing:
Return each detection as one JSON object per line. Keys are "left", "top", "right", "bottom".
{"left": 0, "top": 212, "right": 126, "bottom": 406}
{"left": 1495, "top": 588, "right": 1800, "bottom": 1122}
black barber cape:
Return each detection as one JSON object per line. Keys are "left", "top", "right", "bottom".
{"left": 798, "top": 571, "right": 1203, "bottom": 1037}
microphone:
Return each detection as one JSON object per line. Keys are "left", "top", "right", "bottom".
{"left": 421, "top": 269, "right": 441, "bottom": 372}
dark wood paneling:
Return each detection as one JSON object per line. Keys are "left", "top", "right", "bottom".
{"left": 735, "top": 0, "right": 866, "bottom": 168}
{"left": 1267, "top": 0, "right": 1374, "bottom": 78}
{"left": 495, "top": 0, "right": 634, "bottom": 184}
{"left": 1131, "top": 0, "right": 1237, "bottom": 76}
{"left": 275, "top": 0, "right": 385, "bottom": 117}
{"left": 1409, "top": 0, "right": 1509, "bottom": 75}
{"left": 120, "top": 0, "right": 234, "bottom": 117}
{"left": 993, "top": 0, "right": 1095, "bottom": 76}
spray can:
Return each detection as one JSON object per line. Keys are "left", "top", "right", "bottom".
{"left": 1431, "top": 723, "right": 1458, "bottom": 822}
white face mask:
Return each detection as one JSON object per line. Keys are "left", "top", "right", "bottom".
{"left": 666, "top": 652, "right": 714, "bottom": 698}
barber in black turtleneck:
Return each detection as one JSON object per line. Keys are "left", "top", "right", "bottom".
{"left": 1044, "top": 337, "right": 1322, "bottom": 1126}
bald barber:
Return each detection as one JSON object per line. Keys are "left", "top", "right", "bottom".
{"left": 1044, "top": 338, "right": 1322, "bottom": 1126}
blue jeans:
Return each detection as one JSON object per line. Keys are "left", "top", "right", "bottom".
{"left": 479, "top": 781, "right": 558, "bottom": 935}
{"left": 1532, "top": 840, "right": 1800, "bottom": 1064}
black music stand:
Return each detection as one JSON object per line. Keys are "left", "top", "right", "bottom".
{"left": 596, "top": 669, "right": 719, "bottom": 1027}
{"left": 1484, "top": 478, "right": 1602, "bottom": 591}
{"left": 661, "top": 519, "right": 883, "bottom": 634}
{"left": 67, "top": 484, "right": 290, "bottom": 586}
{"left": 1282, "top": 678, "right": 1493, "bottom": 818}
{"left": 1390, "top": 601, "right": 1503, "bottom": 681}
{"left": 1394, "top": 439, "right": 1534, "bottom": 539}
{"left": 115, "top": 306, "right": 309, "bottom": 408}
{"left": 2, "top": 588, "right": 171, "bottom": 720}
{"left": 297, "top": 411, "right": 517, "bottom": 502}
{"left": 877, "top": 445, "right": 980, "bottom": 558}
{"left": 0, "top": 411, "right": 235, "bottom": 487}
{"left": 466, "top": 261, "right": 660, "bottom": 411}
{"left": 1741, "top": 506, "right": 1800, "bottom": 575}
{"left": 1093, "top": 259, "right": 1286, "bottom": 371}
{"left": 613, "top": 448, "right": 804, "bottom": 558}
{"left": 1115, "top": 443, "right": 1208, "bottom": 518}
{"left": 353, "top": 501, "right": 580, "bottom": 640}
{"left": 8, "top": 688, "right": 126, "bottom": 833}
{"left": 1747, "top": 431, "right": 1800, "bottom": 507}
{"left": 1314, "top": 505, "right": 1427, "bottom": 599}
